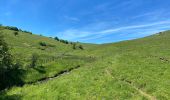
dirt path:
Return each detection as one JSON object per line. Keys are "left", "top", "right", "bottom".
{"left": 105, "top": 69, "right": 157, "bottom": 100}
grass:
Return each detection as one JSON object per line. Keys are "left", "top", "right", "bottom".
{"left": 0, "top": 27, "right": 95, "bottom": 82}
{"left": 0, "top": 26, "right": 170, "bottom": 99}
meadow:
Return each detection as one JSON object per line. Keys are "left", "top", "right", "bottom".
{"left": 0, "top": 26, "right": 170, "bottom": 100}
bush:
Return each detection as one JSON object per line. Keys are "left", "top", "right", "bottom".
{"left": 79, "top": 45, "right": 84, "bottom": 50}
{"left": 39, "top": 42, "right": 47, "bottom": 46}
{"left": 60, "top": 39, "right": 69, "bottom": 44}
{"left": 14, "top": 31, "right": 19, "bottom": 36}
{"left": 65, "top": 40, "right": 69, "bottom": 44}
{"left": 22, "top": 30, "right": 32, "bottom": 34}
{"left": 54, "top": 37, "right": 70, "bottom": 44}
{"left": 30, "top": 53, "right": 39, "bottom": 68}
{"left": 54, "top": 37, "right": 60, "bottom": 41}
{"left": 72, "top": 44, "right": 84, "bottom": 50}
{"left": 5, "top": 26, "right": 19, "bottom": 31}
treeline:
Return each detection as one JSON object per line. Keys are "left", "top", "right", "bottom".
{"left": 54, "top": 37, "right": 69, "bottom": 44}
{"left": 0, "top": 24, "right": 84, "bottom": 50}
{"left": 54, "top": 36, "right": 84, "bottom": 50}
{"left": 0, "top": 24, "right": 32, "bottom": 34}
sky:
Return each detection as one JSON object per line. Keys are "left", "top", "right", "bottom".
{"left": 0, "top": 0, "right": 170, "bottom": 43}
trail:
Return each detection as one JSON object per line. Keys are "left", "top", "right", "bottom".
{"left": 105, "top": 69, "right": 157, "bottom": 100}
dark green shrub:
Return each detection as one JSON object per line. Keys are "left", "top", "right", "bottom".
{"left": 39, "top": 42, "right": 47, "bottom": 46}
{"left": 79, "top": 45, "right": 84, "bottom": 50}
{"left": 22, "top": 30, "right": 32, "bottom": 34}
{"left": 5, "top": 26, "right": 19, "bottom": 31}
{"left": 54, "top": 37, "right": 60, "bottom": 41}
{"left": 14, "top": 31, "right": 19, "bottom": 36}
{"left": 70, "top": 42, "right": 73, "bottom": 44}
{"left": 60, "top": 39, "right": 69, "bottom": 44}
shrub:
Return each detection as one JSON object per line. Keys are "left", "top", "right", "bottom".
{"left": 22, "top": 30, "right": 32, "bottom": 34}
{"left": 39, "top": 42, "right": 47, "bottom": 46}
{"left": 54, "top": 37, "right": 60, "bottom": 41}
{"left": 65, "top": 40, "right": 69, "bottom": 44}
{"left": 60, "top": 39, "right": 69, "bottom": 44}
{"left": 5, "top": 26, "right": 19, "bottom": 31}
{"left": 79, "top": 45, "right": 84, "bottom": 50}
{"left": 70, "top": 42, "right": 73, "bottom": 45}
{"left": 54, "top": 37, "right": 70, "bottom": 44}
{"left": 30, "top": 53, "right": 39, "bottom": 68}
{"left": 14, "top": 31, "right": 19, "bottom": 36}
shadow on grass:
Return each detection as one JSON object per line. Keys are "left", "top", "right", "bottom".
{"left": 0, "top": 69, "right": 26, "bottom": 90}
{"left": 0, "top": 92, "right": 22, "bottom": 100}
{"left": 33, "top": 65, "right": 46, "bottom": 74}
{"left": 0, "top": 64, "right": 25, "bottom": 100}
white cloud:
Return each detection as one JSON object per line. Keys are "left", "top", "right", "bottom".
{"left": 58, "top": 29, "right": 91, "bottom": 40}
{"left": 132, "top": 9, "right": 168, "bottom": 21}
{"left": 57, "top": 20, "right": 170, "bottom": 41}
{"left": 99, "top": 20, "right": 170, "bottom": 34}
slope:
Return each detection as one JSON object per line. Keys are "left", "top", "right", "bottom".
{"left": 0, "top": 26, "right": 96, "bottom": 85}
{"left": 1, "top": 27, "right": 170, "bottom": 99}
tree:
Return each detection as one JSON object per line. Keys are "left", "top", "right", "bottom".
{"left": 30, "top": 53, "right": 39, "bottom": 68}
{"left": 0, "top": 33, "right": 13, "bottom": 72}
{"left": 0, "top": 33, "right": 13, "bottom": 89}
{"left": 0, "top": 33, "right": 24, "bottom": 90}
{"left": 54, "top": 37, "right": 60, "bottom": 41}
{"left": 65, "top": 40, "right": 69, "bottom": 44}
{"left": 59, "top": 39, "right": 69, "bottom": 44}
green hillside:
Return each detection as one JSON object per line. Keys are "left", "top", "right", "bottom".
{"left": 0, "top": 26, "right": 170, "bottom": 100}
{"left": 0, "top": 26, "right": 96, "bottom": 85}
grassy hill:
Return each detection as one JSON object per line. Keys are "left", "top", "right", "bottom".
{"left": 0, "top": 26, "right": 96, "bottom": 84}
{"left": 0, "top": 26, "right": 170, "bottom": 100}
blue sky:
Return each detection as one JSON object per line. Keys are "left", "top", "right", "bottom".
{"left": 0, "top": 0, "right": 170, "bottom": 43}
